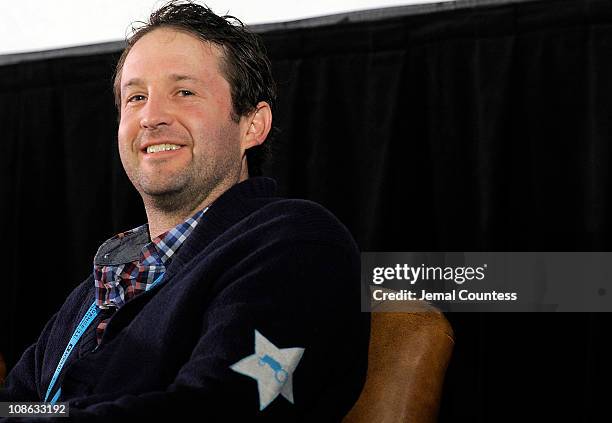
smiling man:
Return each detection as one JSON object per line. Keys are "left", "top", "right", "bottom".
{"left": 0, "top": 1, "right": 369, "bottom": 421}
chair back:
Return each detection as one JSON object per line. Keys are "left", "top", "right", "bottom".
{"left": 343, "top": 301, "right": 454, "bottom": 423}
{"left": 0, "top": 352, "right": 6, "bottom": 387}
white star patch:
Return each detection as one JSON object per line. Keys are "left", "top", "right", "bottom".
{"left": 230, "top": 330, "right": 305, "bottom": 411}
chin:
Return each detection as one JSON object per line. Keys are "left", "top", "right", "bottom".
{"left": 138, "top": 175, "right": 187, "bottom": 195}
{"left": 142, "top": 185, "right": 185, "bottom": 199}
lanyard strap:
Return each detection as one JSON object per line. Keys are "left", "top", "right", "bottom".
{"left": 44, "top": 302, "right": 99, "bottom": 403}
{"left": 44, "top": 273, "right": 165, "bottom": 403}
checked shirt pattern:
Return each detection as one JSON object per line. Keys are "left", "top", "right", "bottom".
{"left": 92, "top": 208, "right": 205, "bottom": 344}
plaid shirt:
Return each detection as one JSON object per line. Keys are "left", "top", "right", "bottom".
{"left": 93, "top": 208, "right": 206, "bottom": 344}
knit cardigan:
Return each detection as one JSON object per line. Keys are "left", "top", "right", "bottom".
{"left": 0, "top": 177, "right": 370, "bottom": 422}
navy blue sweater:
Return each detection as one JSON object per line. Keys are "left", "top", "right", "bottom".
{"left": 0, "top": 177, "right": 369, "bottom": 421}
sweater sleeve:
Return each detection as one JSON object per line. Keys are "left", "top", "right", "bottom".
{"left": 0, "top": 312, "right": 58, "bottom": 403}
{"left": 0, "top": 278, "right": 92, "bottom": 408}
{"left": 61, "top": 240, "right": 370, "bottom": 422}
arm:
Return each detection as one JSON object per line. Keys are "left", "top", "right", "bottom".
{"left": 0, "top": 278, "right": 92, "bottom": 404}
{"left": 0, "top": 313, "right": 58, "bottom": 402}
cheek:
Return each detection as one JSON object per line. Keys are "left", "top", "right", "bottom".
{"left": 186, "top": 112, "right": 216, "bottom": 144}
{"left": 117, "top": 117, "right": 136, "bottom": 152}
{"left": 117, "top": 132, "right": 136, "bottom": 172}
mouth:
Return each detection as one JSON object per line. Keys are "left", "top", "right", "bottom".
{"left": 142, "top": 143, "right": 184, "bottom": 154}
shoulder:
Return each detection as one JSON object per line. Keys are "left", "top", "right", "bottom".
{"left": 245, "top": 197, "right": 358, "bottom": 252}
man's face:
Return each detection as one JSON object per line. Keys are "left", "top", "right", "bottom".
{"left": 118, "top": 27, "right": 245, "bottom": 211}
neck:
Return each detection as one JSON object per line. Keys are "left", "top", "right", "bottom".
{"left": 145, "top": 203, "right": 205, "bottom": 240}
{"left": 144, "top": 159, "right": 250, "bottom": 239}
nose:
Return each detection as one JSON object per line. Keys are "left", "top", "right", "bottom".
{"left": 140, "top": 95, "right": 174, "bottom": 129}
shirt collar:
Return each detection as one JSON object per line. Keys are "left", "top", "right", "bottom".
{"left": 94, "top": 208, "right": 207, "bottom": 267}
{"left": 142, "top": 208, "right": 204, "bottom": 266}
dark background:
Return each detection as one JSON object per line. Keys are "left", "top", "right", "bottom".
{"left": 1, "top": 0, "right": 611, "bottom": 420}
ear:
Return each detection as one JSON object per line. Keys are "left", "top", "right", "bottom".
{"left": 241, "top": 101, "right": 272, "bottom": 151}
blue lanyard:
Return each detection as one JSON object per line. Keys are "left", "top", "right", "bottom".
{"left": 44, "top": 273, "right": 165, "bottom": 404}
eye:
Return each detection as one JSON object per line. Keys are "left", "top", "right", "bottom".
{"left": 127, "top": 94, "right": 146, "bottom": 103}
{"left": 178, "top": 90, "right": 194, "bottom": 97}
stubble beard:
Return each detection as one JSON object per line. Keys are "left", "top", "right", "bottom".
{"left": 135, "top": 146, "right": 240, "bottom": 217}
{"left": 120, "top": 114, "right": 244, "bottom": 220}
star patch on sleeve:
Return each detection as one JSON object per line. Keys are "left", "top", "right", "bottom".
{"left": 230, "top": 330, "right": 305, "bottom": 410}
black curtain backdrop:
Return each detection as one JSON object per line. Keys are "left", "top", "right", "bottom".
{"left": 1, "top": 0, "right": 611, "bottom": 420}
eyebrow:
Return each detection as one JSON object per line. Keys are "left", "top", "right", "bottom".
{"left": 121, "top": 74, "right": 201, "bottom": 91}
{"left": 169, "top": 74, "right": 201, "bottom": 84}
{"left": 122, "top": 77, "right": 145, "bottom": 92}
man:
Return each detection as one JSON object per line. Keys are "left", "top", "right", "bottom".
{"left": 0, "top": 1, "right": 369, "bottom": 421}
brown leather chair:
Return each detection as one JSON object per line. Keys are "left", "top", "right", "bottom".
{"left": 0, "top": 352, "right": 6, "bottom": 387}
{"left": 343, "top": 300, "right": 454, "bottom": 423}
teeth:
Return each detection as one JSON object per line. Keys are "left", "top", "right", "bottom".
{"left": 146, "top": 143, "right": 182, "bottom": 154}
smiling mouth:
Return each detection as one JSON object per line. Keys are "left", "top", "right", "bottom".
{"left": 145, "top": 143, "right": 183, "bottom": 154}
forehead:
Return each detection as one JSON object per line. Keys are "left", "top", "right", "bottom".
{"left": 121, "top": 27, "right": 225, "bottom": 85}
